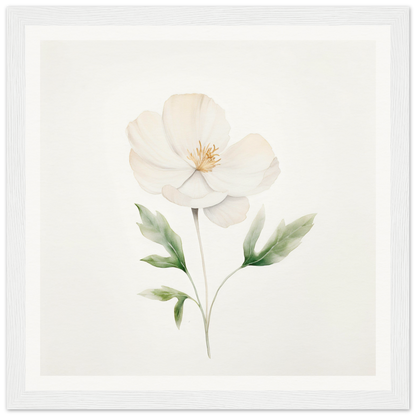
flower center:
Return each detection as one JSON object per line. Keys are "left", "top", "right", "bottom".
{"left": 187, "top": 141, "right": 221, "bottom": 173}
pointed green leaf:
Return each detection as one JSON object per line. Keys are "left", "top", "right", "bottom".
{"left": 243, "top": 206, "right": 265, "bottom": 263}
{"left": 174, "top": 297, "right": 187, "bottom": 329}
{"left": 243, "top": 211, "right": 316, "bottom": 267}
{"left": 139, "top": 286, "right": 190, "bottom": 329}
{"left": 139, "top": 288, "right": 175, "bottom": 301}
{"left": 139, "top": 285, "right": 186, "bottom": 301}
{"left": 135, "top": 204, "right": 158, "bottom": 228}
{"left": 135, "top": 204, "right": 187, "bottom": 272}
{"left": 154, "top": 212, "right": 186, "bottom": 266}
{"left": 141, "top": 254, "right": 182, "bottom": 269}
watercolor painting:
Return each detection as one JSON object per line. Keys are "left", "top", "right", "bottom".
{"left": 39, "top": 39, "right": 378, "bottom": 376}
{"left": 127, "top": 94, "right": 316, "bottom": 357}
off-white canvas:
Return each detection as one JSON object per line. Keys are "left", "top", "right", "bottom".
{"left": 39, "top": 39, "right": 376, "bottom": 376}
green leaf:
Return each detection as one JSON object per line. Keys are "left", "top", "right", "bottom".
{"left": 135, "top": 204, "right": 187, "bottom": 272}
{"left": 173, "top": 297, "right": 187, "bottom": 329}
{"left": 139, "top": 286, "right": 190, "bottom": 329}
{"left": 242, "top": 208, "right": 316, "bottom": 267}
{"left": 141, "top": 255, "right": 182, "bottom": 269}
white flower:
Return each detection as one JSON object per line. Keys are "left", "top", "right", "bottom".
{"left": 126, "top": 94, "right": 280, "bottom": 228}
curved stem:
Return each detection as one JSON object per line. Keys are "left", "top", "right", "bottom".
{"left": 185, "top": 270, "right": 211, "bottom": 358}
{"left": 204, "top": 326, "right": 211, "bottom": 358}
{"left": 191, "top": 208, "right": 209, "bottom": 315}
{"left": 195, "top": 301, "right": 211, "bottom": 359}
{"left": 207, "top": 267, "right": 242, "bottom": 330}
{"left": 185, "top": 270, "right": 203, "bottom": 308}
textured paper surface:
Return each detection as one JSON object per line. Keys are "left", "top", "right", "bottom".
{"left": 39, "top": 39, "right": 376, "bottom": 375}
{"left": 25, "top": 25, "right": 390, "bottom": 390}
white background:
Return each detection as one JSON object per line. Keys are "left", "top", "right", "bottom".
{"left": 39, "top": 35, "right": 376, "bottom": 377}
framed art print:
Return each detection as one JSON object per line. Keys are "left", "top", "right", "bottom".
{"left": 6, "top": 6, "right": 409, "bottom": 409}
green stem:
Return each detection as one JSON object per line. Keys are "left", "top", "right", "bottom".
{"left": 185, "top": 270, "right": 211, "bottom": 358}
{"left": 191, "top": 208, "right": 209, "bottom": 315}
{"left": 204, "top": 326, "right": 211, "bottom": 358}
{"left": 185, "top": 270, "right": 203, "bottom": 307}
{"left": 207, "top": 266, "right": 242, "bottom": 330}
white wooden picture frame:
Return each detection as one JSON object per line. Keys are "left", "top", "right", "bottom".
{"left": 2, "top": 1, "right": 415, "bottom": 415}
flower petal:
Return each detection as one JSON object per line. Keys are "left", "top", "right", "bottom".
{"left": 126, "top": 111, "right": 188, "bottom": 169}
{"left": 130, "top": 150, "right": 193, "bottom": 194}
{"left": 162, "top": 172, "right": 227, "bottom": 208}
{"left": 162, "top": 94, "right": 230, "bottom": 160}
{"left": 202, "top": 134, "right": 277, "bottom": 197}
{"left": 246, "top": 157, "right": 281, "bottom": 196}
{"left": 204, "top": 197, "right": 250, "bottom": 228}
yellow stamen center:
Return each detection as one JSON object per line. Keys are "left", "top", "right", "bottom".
{"left": 187, "top": 141, "right": 221, "bottom": 173}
